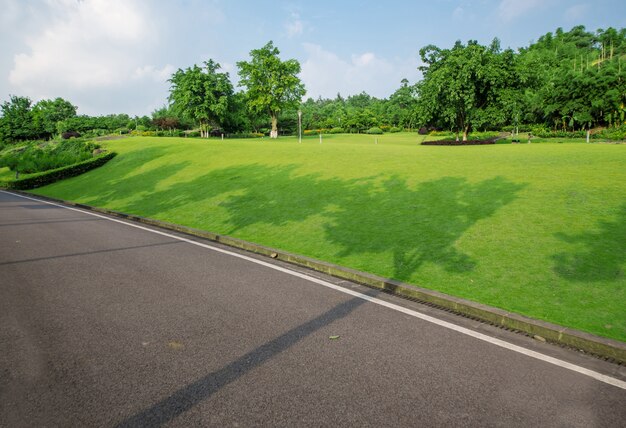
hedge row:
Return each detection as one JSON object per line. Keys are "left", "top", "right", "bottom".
{"left": 2, "top": 152, "right": 116, "bottom": 190}
{"left": 421, "top": 139, "right": 498, "bottom": 146}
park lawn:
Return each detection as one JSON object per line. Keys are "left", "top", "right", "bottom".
{"left": 30, "top": 133, "right": 626, "bottom": 341}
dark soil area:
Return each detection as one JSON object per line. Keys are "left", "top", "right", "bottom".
{"left": 421, "top": 138, "right": 497, "bottom": 146}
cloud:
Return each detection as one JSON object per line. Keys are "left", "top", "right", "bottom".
{"left": 9, "top": 0, "right": 155, "bottom": 89}
{"left": 299, "top": 43, "right": 419, "bottom": 100}
{"left": 285, "top": 12, "right": 304, "bottom": 38}
{"left": 565, "top": 4, "right": 589, "bottom": 21}
{"left": 497, "top": 0, "right": 544, "bottom": 22}
{"left": 452, "top": 6, "right": 465, "bottom": 20}
{"left": 3, "top": 0, "right": 212, "bottom": 115}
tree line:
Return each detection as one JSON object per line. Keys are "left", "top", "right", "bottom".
{"left": 1, "top": 25, "right": 624, "bottom": 144}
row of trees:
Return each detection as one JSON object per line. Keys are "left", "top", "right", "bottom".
{"left": 168, "top": 41, "right": 305, "bottom": 139}
{"left": 1, "top": 25, "right": 624, "bottom": 144}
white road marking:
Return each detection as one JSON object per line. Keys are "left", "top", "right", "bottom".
{"left": 3, "top": 190, "right": 626, "bottom": 390}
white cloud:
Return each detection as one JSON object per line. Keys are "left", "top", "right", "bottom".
{"left": 285, "top": 13, "right": 304, "bottom": 38}
{"left": 497, "top": 0, "right": 544, "bottom": 22}
{"left": 132, "top": 64, "right": 176, "bottom": 82}
{"left": 452, "top": 6, "right": 465, "bottom": 20}
{"left": 565, "top": 4, "right": 589, "bottom": 21}
{"left": 9, "top": 0, "right": 155, "bottom": 90}
{"left": 2, "top": 0, "right": 205, "bottom": 115}
{"left": 300, "top": 43, "right": 419, "bottom": 100}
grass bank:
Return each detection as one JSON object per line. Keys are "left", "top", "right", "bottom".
{"left": 30, "top": 133, "right": 626, "bottom": 341}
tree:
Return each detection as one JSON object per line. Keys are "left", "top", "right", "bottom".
{"left": 169, "top": 59, "right": 233, "bottom": 138}
{"left": 416, "top": 39, "right": 518, "bottom": 140}
{"left": 32, "top": 98, "right": 77, "bottom": 139}
{"left": 237, "top": 41, "right": 306, "bottom": 138}
{"left": 0, "top": 95, "right": 35, "bottom": 142}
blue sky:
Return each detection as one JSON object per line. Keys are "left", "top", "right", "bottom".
{"left": 1, "top": 0, "right": 625, "bottom": 116}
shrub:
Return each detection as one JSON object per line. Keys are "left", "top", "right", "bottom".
{"left": 593, "top": 125, "right": 626, "bottom": 140}
{"left": 187, "top": 131, "right": 201, "bottom": 138}
{"left": 389, "top": 127, "right": 402, "bottom": 133}
{"left": 534, "top": 129, "right": 586, "bottom": 138}
{"left": 0, "top": 139, "right": 99, "bottom": 174}
{"left": 3, "top": 152, "right": 116, "bottom": 190}
{"left": 227, "top": 132, "right": 264, "bottom": 139}
{"left": 62, "top": 131, "right": 81, "bottom": 139}
{"left": 329, "top": 127, "right": 344, "bottom": 134}
{"left": 366, "top": 127, "right": 383, "bottom": 135}
{"left": 303, "top": 130, "right": 317, "bottom": 136}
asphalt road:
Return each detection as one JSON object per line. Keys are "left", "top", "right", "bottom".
{"left": 1, "top": 190, "right": 625, "bottom": 427}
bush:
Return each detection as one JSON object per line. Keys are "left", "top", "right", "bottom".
{"left": 0, "top": 139, "right": 99, "bottom": 174}
{"left": 62, "top": 131, "right": 81, "bottom": 139}
{"left": 187, "top": 131, "right": 201, "bottom": 138}
{"left": 227, "top": 132, "right": 264, "bottom": 139}
{"left": 303, "top": 130, "right": 317, "bottom": 136}
{"left": 329, "top": 127, "right": 344, "bottom": 134}
{"left": 594, "top": 125, "right": 626, "bottom": 140}
{"left": 2, "top": 152, "right": 116, "bottom": 190}
{"left": 366, "top": 127, "right": 383, "bottom": 135}
{"left": 389, "top": 127, "right": 402, "bottom": 133}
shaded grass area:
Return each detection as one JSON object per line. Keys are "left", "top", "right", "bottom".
{"left": 31, "top": 134, "right": 626, "bottom": 341}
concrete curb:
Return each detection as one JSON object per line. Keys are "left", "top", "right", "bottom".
{"left": 9, "top": 190, "right": 626, "bottom": 364}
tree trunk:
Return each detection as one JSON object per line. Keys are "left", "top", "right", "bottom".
{"left": 270, "top": 115, "right": 278, "bottom": 139}
{"left": 462, "top": 126, "right": 469, "bottom": 141}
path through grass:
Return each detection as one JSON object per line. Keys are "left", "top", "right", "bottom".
{"left": 31, "top": 134, "right": 626, "bottom": 341}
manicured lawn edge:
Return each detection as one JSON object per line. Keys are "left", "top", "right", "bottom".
{"left": 0, "top": 152, "right": 117, "bottom": 190}
{"left": 9, "top": 189, "right": 626, "bottom": 364}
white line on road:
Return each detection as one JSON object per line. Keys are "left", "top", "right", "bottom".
{"left": 3, "top": 190, "right": 626, "bottom": 390}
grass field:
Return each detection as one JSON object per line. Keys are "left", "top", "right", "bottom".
{"left": 29, "top": 133, "right": 626, "bottom": 341}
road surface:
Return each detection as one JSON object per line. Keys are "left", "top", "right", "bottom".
{"left": 1, "top": 190, "right": 625, "bottom": 427}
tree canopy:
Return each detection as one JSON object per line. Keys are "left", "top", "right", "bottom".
{"left": 168, "top": 59, "right": 234, "bottom": 138}
{"left": 237, "top": 41, "right": 306, "bottom": 138}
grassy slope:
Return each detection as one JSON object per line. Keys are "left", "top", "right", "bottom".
{"left": 31, "top": 134, "right": 626, "bottom": 341}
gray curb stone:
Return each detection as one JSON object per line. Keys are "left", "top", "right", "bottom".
{"left": 9, "top": 190, "right": 626, "bottom": 364}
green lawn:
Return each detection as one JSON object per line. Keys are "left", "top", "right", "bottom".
{"left": 30, "top": 133, "right": 626, "bottom": 341}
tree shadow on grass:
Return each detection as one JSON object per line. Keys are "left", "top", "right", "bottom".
{"left": 114, "top": 163, "right": 524, "bottom": 282}
{"left": 552, "top": 204, "right": 626, "bottom": 282}
{"left": 73, "top": 146, "right": 192, "bottom": 209}
{"left": 325, "top": 176, "right": 526, "bottom": 281}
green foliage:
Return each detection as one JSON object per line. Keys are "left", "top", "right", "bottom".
{"left": 329, "top": 127, "right": 344, "bottom": 134}
{"left": 594, "top": 124, "right": 626, "bottom": 140}
{"left": 168, "top": 59, "right": 234, "bottom": 137}
{"left": 416, "top": 39, "right": 521, "bottom": 140}
{"left": 0, "top": 139, "right": 99, "bottom": 175}
{"left": 31, "top": 98, "right": 77, "bottom": 139}
{"left": 0, "top": 95, "right": 34, "bottom": 142}
{"left": 366, "top": 126, "right": 384, "bottom": 134}
{"left": 237, "top": 41, "right": 306, "bottom": 138}
{"left": 2, "top": 151, "right": 116, "bottom": 190}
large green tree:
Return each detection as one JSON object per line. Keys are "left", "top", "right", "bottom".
{"left": 237, "top": 41, "right": 306, "bottom": 138}
{"left": 169, "top": 59, "right": 233, "bottom": 138}
{"left": 0, "top": 95, "right": 34, "bottom": 142}
{"left": 416, "top": 39, "right": 519, "bottom": 140}
{"left": 32, "top": 97, "right": 77, "bottom": 139}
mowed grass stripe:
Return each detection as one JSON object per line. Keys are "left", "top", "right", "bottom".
{"left": 30, "top": 134, "right": 626, "bottom": 341}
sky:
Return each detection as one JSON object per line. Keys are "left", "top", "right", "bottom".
{"left": 1, "top": 0, "right": 625, "bottom": 117}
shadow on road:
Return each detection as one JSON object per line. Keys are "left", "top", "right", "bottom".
{"left": 115, "top": 292, "right": 373, "bottom": 427}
